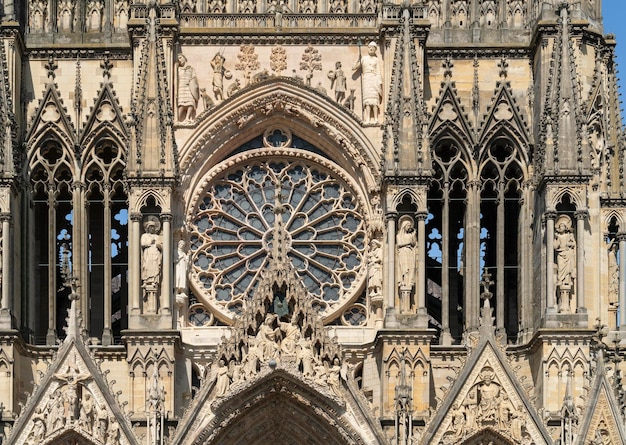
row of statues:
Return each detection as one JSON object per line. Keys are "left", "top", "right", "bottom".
{"left": 213, "top": 314, "right": 342, "bottom": 398}
{"left": 176, "top": 43, "right": 382, "bottom": 124}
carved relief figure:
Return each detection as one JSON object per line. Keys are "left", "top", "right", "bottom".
{"left": 299, "top": 0, "right": 317, "bottom": 13}
{"left": 329, "top": 0, "right": 346, "bottom": 13}
{"left": 141, "top": 216, "right": 162, "bottom": 313}
{"left": 554, "top": 215, "right": 576, "bottom": 312}
{"left": 177, "top": 54, "right": 200, "bottom": 122}
{"left": 353, "top": 42, "right": 383, "bottom": 124}
{"left": 256, "top": 313, "right": 280, "bottom": 360}
{"left": 28, "top": 408, "right": 46, "bottom": 442}
{"left": 238, "top": 0, "right": 257, "bottom": 13}
{"left": 328, "top": 61, "right": 347, "bottom": 103}
{"left": 211, "top": 53, "right": 230, "bottom": 102}
{"left": 477, "top": 368, "right": 501, "bottom": 422}
{"left": 86, "top": 1, "right": 104, "bottom": 32}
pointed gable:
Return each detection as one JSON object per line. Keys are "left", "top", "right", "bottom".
{"left": 429, "top": 80, "right": 475, "bottom": 147}
{"left": 575, "top": 350, "right": 626, "bottom": 445}
{"left": 27, "top": 82, "right": 77, "bottom": 149}
{"left": 80, "top": 80, "right": 129, "bottom": 150}
{"left": 7, "top": 294, "right": 138, "bottom": 445}
{"left": 478, "top": 80, "right": 531, "bottom": 152}
{"left": 422, "top": 305, "right": 552, "bottom": 445}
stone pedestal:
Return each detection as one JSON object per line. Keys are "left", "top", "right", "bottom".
{"left": 543, "top": 311, "right": 588, "bottom": 329}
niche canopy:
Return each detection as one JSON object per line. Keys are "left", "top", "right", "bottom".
{"left": 188, "top": 131, "right": 367, "bottom": 324}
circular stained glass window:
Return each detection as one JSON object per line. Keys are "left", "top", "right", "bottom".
{"left": 188, "top": 149, "right": 367, "bottom": 323}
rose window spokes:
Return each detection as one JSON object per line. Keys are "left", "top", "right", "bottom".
{"left": 190, "top": 158, "right": 366, "bottom": 322}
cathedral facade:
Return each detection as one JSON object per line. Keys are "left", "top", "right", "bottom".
{"left": 0, "top": 0, "right": 625, "bottom": 444}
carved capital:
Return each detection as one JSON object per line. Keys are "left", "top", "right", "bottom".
{"left": 161, "top": 213, "right": 173, "bottom": 223}
{"left": 544, "top": 210, "right": 558, "bottom": 221}
{"left": 415, "top": 211, "right": 428, "bottom": 222}
{"left": 574, "top": 210, "right": 588, "bottom": 220}
{"left": 0, "top": 213, "right": 11, "bottom": 223}
{"left": 616, "top": 233, "right": 626, "bottom": 243}
{"left": 130, "top": 212, "right": 143, "bottom": 222}
{"left": 385, "top": 212, "right": 398, "bottom": 222}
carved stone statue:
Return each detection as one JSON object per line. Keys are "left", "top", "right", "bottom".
{"left": 28, "top": 408, "right": 46, "bottom": 442}
{"left": 256, "top": 313, "right": 280, "bottom": 360}
{"left": 397, "top": 216, "right": 417, "bottom": 312}
{"left": 368, "top": 238, "right": 383, "bottom": 297}
{"left": 328, "top": 61, "right": 347, "bottom": 103}
{"left": 141, "top": 216, "right": 162, "bottom": 313}
{"left": 353, "top": 41, "right": 383, "bottom": 124}
{"left": 211, "top": 53, "right": 230, "bottom": 102}
{"left": 215, "top": 359, "right": 231, "bottom": 396}
{"left": 175, "top": 239, "right": 190, "bottom": 328}
{"left": 177, "top": 54, "right": 200, "bottom": 122}
{"left": 554, "top": 215, "right": 576, "bottom": 312}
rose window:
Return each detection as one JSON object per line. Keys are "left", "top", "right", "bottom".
{"left": 189, "top": 150, "right": 366, "bottom": 323}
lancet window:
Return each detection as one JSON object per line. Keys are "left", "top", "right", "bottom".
{"left": 426, "top": 135, "right": 525, "bottom": 342}
{"left": 28, "top": 135, "right": 128, "bottom": 344}
{"left": 84, "top": 137, "right": 128, "bottom": 343}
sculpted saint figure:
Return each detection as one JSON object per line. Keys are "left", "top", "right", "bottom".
{"left": 256, "top": 314, "right": 280, "bottom": 360}
{"left": 608, "top": 241, "right": 619, "bottom": 306}
{"left": 397, "top": 216, "right": 417, "bottom": 289}
{"left": 353, "top": 41, "right": 383, "bottom": 124}
{"left": 177, "top": 54, "right": 199, "bottom": 122}
{"left": 554, "top": 215, "right": 576, "bottom": 312}
{"left": 215, "top": 359, "right": 231, "bottom": 396}
{"left": 210, "top": 53, "right": 229, "bottom": 102}
{"left": 141, "top": 216, "right": 162, "bottom": 313}
{"left": 328, "top": 61, "right": 347, "bottom": 103}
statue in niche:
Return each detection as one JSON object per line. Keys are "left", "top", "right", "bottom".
{"left": 86, "top": 1, "right": 104, "bottom": 32}
{"left": 353, "top": 42, "right": 383, "bottom": 124}
{"left": 327, "top": 357, "right": 342, "bottom": 396}
{"left": 267, "top": 0, "right": 291, "bottom": 29}
{"left": 175, "top": 239, "right": 190, "bottom": 328}
{"left": 397, "top": 215, "right": 416, "bottom": 313}
{"left": 296, "top": 335, "right": 314, "bottom": 377}
{"left": 554, "top": 215, "right": 576, "bottom": 312}
{"left": 367, "top": 238, "right": 383, "bottom": 297}
{"left": 608, "top": 240, "right": 619, "bottom": 306}
{"left": 328, "top": 61, "right": 347, "bottom": 103}
{"left": 299, "top": 0, "right": 317, "bottom": 13}
{"left": 238, "top": 0, "right": 257, "bottom": 13}
{"left": 141, "top": 216, "right": 162, "bottom": 313}
{"left": 210, "top": 53, "right": 230, "bottom": 102}
{"left": 177, "top": 54, "right": 200, "bottom": 122}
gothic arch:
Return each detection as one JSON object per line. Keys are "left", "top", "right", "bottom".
{"left": 460, "top": 427, "right": 516, "bottom": 445}
{"left": 44, "top": 429, "right": 98, "bottom": 445}
{"left": 188, "top": 370, "right": 368, "bottom": 445}
{"left": 178, "top": 79, "right": 381, "bottom": 196}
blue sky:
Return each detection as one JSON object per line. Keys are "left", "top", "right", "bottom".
{"left": 604, "top": 0, "right": 626, "bottom": 122}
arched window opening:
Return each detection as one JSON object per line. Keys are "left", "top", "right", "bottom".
{"left": 479, "top": 138, "right": 523, "bottom": 340}
{"left": 427, "top": 138, "right": 468, "bottom": 343}
{"left": 30, "top": 140, "right": 74, "bottom": 344}
{"left": 85, "top": 139, "right": 128, "bottom": 344}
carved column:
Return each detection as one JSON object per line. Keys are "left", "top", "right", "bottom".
{"left": 545, "top": 210, "right": 557, "bottom": 311}
{"left": 102, "top": 184, "right": 112, "bottom": 346}
{"left": 129, "top": 212, "right": 142, "bottom": 315}
{"left": 466, "top": 180, "right": 481, "bottom": 331}
{"left": 386, "top": 212, "right": 397, "bottom": 311}
{"left": 0, "top": 213, "right": 10, "bottom": 316}
{"left": 574, "top": 210, "right": 587, "bottom": 312}
{"left": 161, "top": 213, "right": 172, "bottom": 315}
{"left": 416, "top": 211, "right": 428, "bottom": 327}
{"left": 496, "top": 183, "right": 505, "bottom": 331}
{"left": 440, "top": 182, "right": 451, "bottom": 344}
{"left": 46, "top": 185, "right": 57, "bottom": 345}
{"left": 619, "top": 234, "right": 626, "bottom": 331}
{"left": 72, "top": 181, "right": 87, "bottom": 328}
